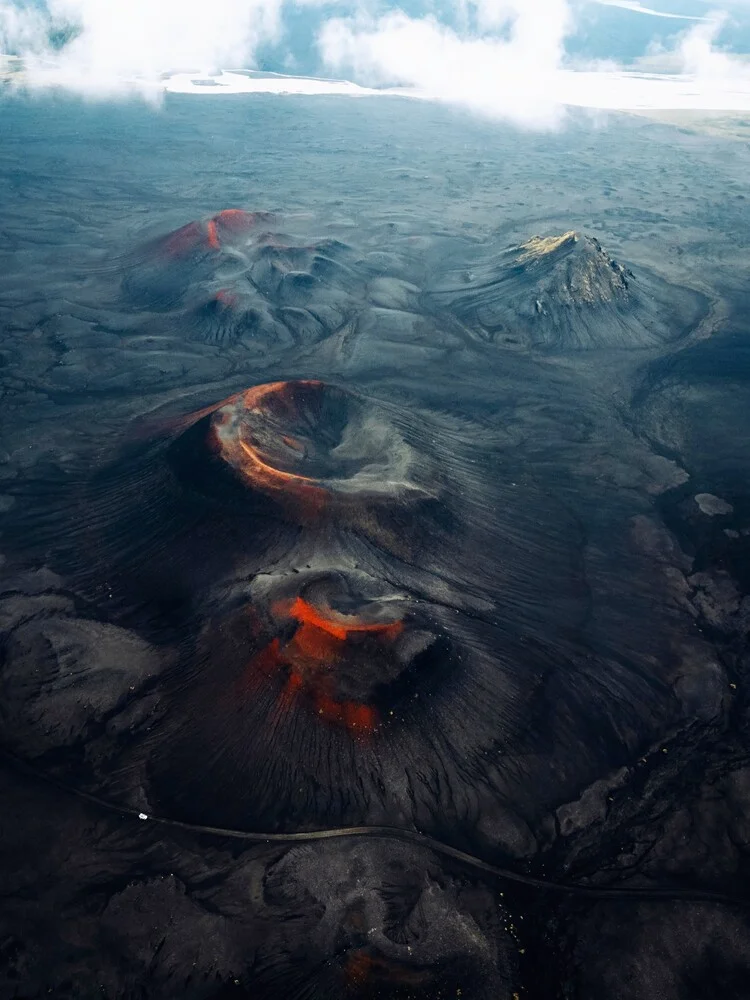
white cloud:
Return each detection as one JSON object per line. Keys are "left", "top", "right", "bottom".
{"left": 1, "top": 0, "right": 750, "bottom": 121}
{"left": 319, "top": 0, "right": 574, "bottom": 128}
{"left": 0, "top": 3, "right": 49, "bottom": 53}
{"left": 319, "top": 3, "right": 750, "bottom": 120}
{"left": 1, "top": 0, "right": 285, "bottom": 98}
{"left": 678, "top": 8, "right": 748, "bottom": 73}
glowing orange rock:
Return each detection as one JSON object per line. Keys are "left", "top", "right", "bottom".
{"left": 205, "top": 219, "right": 220, "bottom": 250}
{"left": 208, "top": 381, "right": 334, "bottom": 519}
{"left": 288, "top": 596, "right": 404, "bottom": 643}
{"left": 244, "top": 592, "right": 403, "bottom": 736}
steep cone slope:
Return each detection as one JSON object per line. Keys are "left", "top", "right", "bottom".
{"left": 430, "top": 231, "right": 707, "bottom": 351}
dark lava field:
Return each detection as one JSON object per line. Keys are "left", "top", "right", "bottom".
{"left": 0, "top": 93, "right": 749, "bottom": 999}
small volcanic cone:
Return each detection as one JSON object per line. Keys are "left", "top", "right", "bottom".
{"left": 178, "top": 379, "right": 426, "bottom": 525}
{"left": 430, "top": 230, "right": 707, "bottom": 351}
{"left": 244, "top": 569, "right": 415, "bottom": 732}
{"left": 15, "top": 381, "right": 435, "bottom": 621}
{"left": 119, "top": 209, "right": 272, "bottom": 311}
{"left": 514, "top": 231, "right": 631, "bottom": 305}
{"left": 125, "top": 563, "right": 538, "bottom": 831}
{"left": 118, "top": 215, "right": 361, "bottom": 356}
{"left": 148, "top": 209, "right": 272, "bottom": 259}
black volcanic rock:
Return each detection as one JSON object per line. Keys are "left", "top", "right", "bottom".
{"left": 430, "top": 231, "right": 707, "bottom": 351}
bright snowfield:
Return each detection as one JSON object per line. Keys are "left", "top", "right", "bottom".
{"left": 2, "top": 62, "right": 748, "bottom": 119}
{"left": 161, "top": 66, "right": 750, "bottom": 114}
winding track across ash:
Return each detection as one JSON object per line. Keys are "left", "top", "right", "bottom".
{"left": 2, "top": 747, "right": 744, "bottom": 908}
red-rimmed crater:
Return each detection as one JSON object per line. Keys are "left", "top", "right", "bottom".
{"left": 151, "top": 208, "right": 273, "bottom": 259}
{"left": 171, "top": 380, "right": 424, "bottom": 523}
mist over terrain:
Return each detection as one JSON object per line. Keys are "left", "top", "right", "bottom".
{"left": 1, "top": 11, "right": 750, "bottom": 999}
{"left": 2, "top": 0, "right": 750, "bottom": 118}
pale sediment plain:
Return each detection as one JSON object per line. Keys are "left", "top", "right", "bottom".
{"left": 0, "top": 86, "right": 749, "bottom": 999}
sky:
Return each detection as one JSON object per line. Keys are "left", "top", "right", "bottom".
{"left": 1, "top": 0, "right": 750, "bottom": 124}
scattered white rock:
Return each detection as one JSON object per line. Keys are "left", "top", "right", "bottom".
{"left": 695, "top": 493, "right": 733, "bottom": 516}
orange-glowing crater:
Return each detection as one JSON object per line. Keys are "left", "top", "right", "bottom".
{"left": 242, "top": 576, "right": 411, "bottom": 737}
{"left": 205, "top": 380, "right": 418, "bottom": 520}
